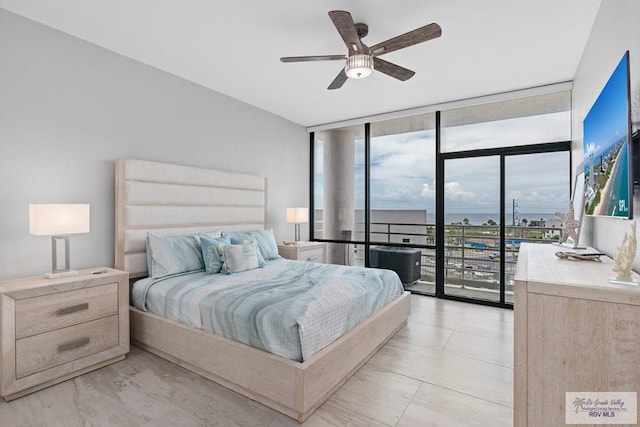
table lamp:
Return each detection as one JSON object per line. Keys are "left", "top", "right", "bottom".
{"left": 29, "top": 204, "right": 90, "bottom": 279}
{"left": 286, "top": 207, "right": 308, "bottom": 242}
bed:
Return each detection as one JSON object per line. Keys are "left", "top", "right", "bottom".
{"left": 114, "top": 159, "right": 411, "bottom": 422}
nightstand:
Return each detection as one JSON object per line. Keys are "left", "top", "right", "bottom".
{"left": 278, "top": 242, "right": 327, "bottom": 263}
{"left": 0, "top": 268, "right": 129, "bottom": 401}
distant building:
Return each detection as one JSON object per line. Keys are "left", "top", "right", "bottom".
{"left": 544, "top": 217, "right": 562, "bottom": 239}
{"left": 528, "top": 219, "right": 545, "bottom": 227}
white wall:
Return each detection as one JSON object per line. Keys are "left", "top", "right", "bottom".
{"left": 0, "top": 10, "right": 308, "bottom": 280}
{"left": 573, "top": 0, "right": 640, "bottom": 269}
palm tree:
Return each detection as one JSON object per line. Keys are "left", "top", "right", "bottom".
{"left": 572, "top": 397, "right": 586, "bottom": 413}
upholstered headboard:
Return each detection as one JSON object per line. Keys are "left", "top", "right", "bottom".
{"left": 114, "top": 159, "right": 267, "bottom": 278}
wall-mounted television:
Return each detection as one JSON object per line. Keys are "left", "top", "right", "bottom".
{"left": 583, "top": 51, "right": 633, "bottom": 218}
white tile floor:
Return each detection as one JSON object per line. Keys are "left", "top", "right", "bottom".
{"left": 0, "top": 295, "right": 514, "bottom": 426}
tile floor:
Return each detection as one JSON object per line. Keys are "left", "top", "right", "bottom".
{"left": 0, "top": 295, "right": 514, "bottom": 426}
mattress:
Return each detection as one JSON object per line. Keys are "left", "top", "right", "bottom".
{"left": 132, "top": 258, "right": 404, "bottom": 362}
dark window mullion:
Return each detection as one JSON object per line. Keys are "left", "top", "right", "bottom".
{"left": 435, "top": 111, "right": 445, "bottom": 297}
{"left": 309, "top": 132, "right": 315, "bottom": 241}
{"left": 364, "top": 123, "right": 371, "bottom": 267}
{"left": 499, "top": 155, "right": 506, "bottom": 304}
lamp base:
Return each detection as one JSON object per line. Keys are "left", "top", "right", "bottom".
{"left": 45, "top": 270, "right": 79, "bottom": 279}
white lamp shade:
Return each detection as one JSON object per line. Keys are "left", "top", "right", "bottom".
{"left": 29, "top": 204, "right": 90, "bottom": 235}
{"left": 286, "top": 207, "right": 309, "bottom": 224}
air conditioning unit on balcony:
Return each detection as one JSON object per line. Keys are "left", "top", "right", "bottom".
{"left": 369, "top": 246, "right": 421, "bottom": 284}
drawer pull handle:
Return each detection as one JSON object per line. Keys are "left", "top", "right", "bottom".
{"left": 57, "top": 337, "right": 90, "bottom": 353}
{"left": 56, "top": 303, "right": 89, "bottom": 316}
{"left": 307, "top": 256, "right": 318, "bottom": 261}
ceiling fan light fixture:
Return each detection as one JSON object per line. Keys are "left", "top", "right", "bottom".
{"left": 345, "top": 54, "right": 373, "bottom": 79}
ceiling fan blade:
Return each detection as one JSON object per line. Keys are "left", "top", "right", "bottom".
{"left": 328, "top": 10, "right": 364, "bottom": 54}
{"left": 370, "top": 23, "right": 441, "bottom": 56}
{"left": 373, "top": 57, "right": 415, "bottom": 81}
{"left": 328, "top": 69, "right": 348, "bottom": 90}
{"left": 280, "top": 55, "right": 346, "bottom": 63}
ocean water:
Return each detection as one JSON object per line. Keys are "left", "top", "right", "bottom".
{"left": 444, "top": 213, "right": 556, "bottom": 226}
{"left": 603, "top": 140, "right": 630, "bottom": 217}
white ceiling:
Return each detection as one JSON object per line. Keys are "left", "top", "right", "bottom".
{"left": 0, "top": 0, "right": 602, "bottom": 127}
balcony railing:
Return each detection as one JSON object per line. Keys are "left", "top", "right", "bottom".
{"left": 319, "top": 221, "right": 562, "bottom": 302}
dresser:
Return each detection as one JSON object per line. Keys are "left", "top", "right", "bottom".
{"left": 0, "top": 268, "right": 129, "bottom": 400}
{"left": 514, "top": 243, "right": 640, "bottom": 426}
{"left": 278, "top": 242, "right": 327, "bottom": 263}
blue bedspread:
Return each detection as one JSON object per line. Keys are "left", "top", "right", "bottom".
{"left": 132, "top": 258, "right": 404, "bottom": 361}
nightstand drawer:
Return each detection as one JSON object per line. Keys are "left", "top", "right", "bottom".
{"left": 15, "top": 315, "right": 119, "bottom": 379}
{"left": 300, "top": 247, "right": 325, "bottom": 263}
{"left": 15, "top": 283, "right": 118, "bottom": 339}
{"left": 278, "top": 242, "right": 327, "bottom": 263}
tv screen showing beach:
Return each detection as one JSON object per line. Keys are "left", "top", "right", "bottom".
{"left": 583, "top": 52, "right": 632, "bottom": 218}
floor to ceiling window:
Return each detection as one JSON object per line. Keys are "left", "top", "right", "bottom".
{"left": 313, "top": 125, "right": 365, "bottom": 265}
{"left": 369, "top": 113, "right": 436, "bottom": 293}
{"left": 311, "top": 89, "right": 572, "bottom": 307}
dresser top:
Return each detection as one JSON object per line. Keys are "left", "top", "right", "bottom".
{"left": 516, "top": 243, "right": 640, "bottom": 305}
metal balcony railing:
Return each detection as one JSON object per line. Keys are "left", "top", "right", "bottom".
{"left": 316, "top": 221, "right": 562, "bottom": 299}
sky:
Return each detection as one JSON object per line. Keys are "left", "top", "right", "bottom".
{"left": 583, "top": 52, "right": 630, "bottom": 170}
{"left": 315, "top": 111, "right": 571, "bottom": 215}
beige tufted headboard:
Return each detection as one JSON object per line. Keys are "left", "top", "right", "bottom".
{"left": 114, "top": 159, "right": 267, "bottom": 278}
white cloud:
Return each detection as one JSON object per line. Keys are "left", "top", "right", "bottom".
{"left": 444, "top": 181, "right": 479, "bottom": 202}
{"left": 317, "top": 123, "right": 570, "bottom": 214}
{"left": 584, "top": 141, "right": 597, "bottom": 157}
{"left": 420, "top": 181, "right": 436, "bottom": 199}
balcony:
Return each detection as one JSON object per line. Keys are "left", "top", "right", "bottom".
{"left": 319, "top": 219, "right": 562, "bottom": 304}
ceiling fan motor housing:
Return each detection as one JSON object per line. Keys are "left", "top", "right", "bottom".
{"left": 345, "top": 54, "right": 374, "bottom": 79}
{"left": 355, "top": 23, "right": 369, "bottom": 39}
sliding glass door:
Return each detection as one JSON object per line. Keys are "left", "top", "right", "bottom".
{"left": 443, "top": 156, "right": 501, "bottom": 302}
{"left": 503, "top": 151, "right": 570, "bottom": 302}
{"left": 439, "top": 150, "right": 570, "bottom": 304}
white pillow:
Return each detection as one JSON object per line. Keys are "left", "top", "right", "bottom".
{"left": 221, "top": 241, "right": 262, "bottom": 274}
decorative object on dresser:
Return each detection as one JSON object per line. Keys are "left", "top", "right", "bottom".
{"left": 0, "top": 268, "right": 129, "bottom": 401}
{"left": 610, "top": 219, "right": 638, "bottom": 285}
{"left": 29, "top": 204, "right": 90, "bottom": 279}
{"left": 554, "top": 201, "right": 582, "bottom": 248}
{"left": 514, "top": 243, "right": 640, "bottom": 426}
{"left": 554, "top": 170, "right": 585, "bottom": 249}
{"left": 286, "top": 207, "right": 308, "bottom": 242}
{"left": 554, "top": 251, "right": 603, "bottom": 261}
{"left": 278, "top": 241, "right": 327, "bottom": 263}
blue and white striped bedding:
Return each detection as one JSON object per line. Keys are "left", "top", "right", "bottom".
{"left": 132, "top": 258, "right": 404, "bottom": 362}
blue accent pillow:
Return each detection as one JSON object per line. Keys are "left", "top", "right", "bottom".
{"left": 200, "top": 235, "right": 231, "bottom": 274}
{"left": 222, "top": 241, "right": 262, "bottom": 274}
{"left": 224, "top": 230, "right": 279, "bottom": 261}
{"left": 252, "top": 229, "right": 280, "bottom": 260}
{"left": 147, "top": 233, "right": 204, "bottom": 279}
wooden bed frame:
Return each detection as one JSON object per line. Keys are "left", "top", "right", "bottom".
{"left": 114, "top": 159, "right": 410, "bottom": 421}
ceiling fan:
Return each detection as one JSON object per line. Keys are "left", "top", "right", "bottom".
{"left": 280, "top": 10, "right": 442, "bottom": 90}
